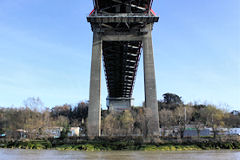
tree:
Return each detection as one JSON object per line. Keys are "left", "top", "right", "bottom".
{"left": 59, "top": 126, "right": 70, "bottom": 139}
{"left": 120, "top": 110, "right": 134, "bottom": 135}
{"left": 102, "top": 112, "right": 120, "bottom": 136}
{"left": 173, "top": 105, "right": 194, "bottom": 138}
{"left": 159, "top": 93, "right": 183, "bottom": 110}
{"left": 131, "top": 107, "right": 146, "bottom": 136}
{"left": 191, "top": 107, "right": 204, "bottom": 139}
{"left": 159, "top": 109, "right": 174, "bottom": 137}
{"left": 54, "top": 116, "right": 69, "bottom": 128}
{"left": 24, "top": 97, "right": 44, "bottom": 112}
{"left": 224, "top": 113, "right": 240, "bottom": 128}
{"left": 0, "top": 99, "right": 90, "bottom": 139}
{"left": 200, "top": 105, "right": 225, "bottom": 139}
{"left": 51, "top": 104, "right": 71, "bottom": 118}
{"left": 71, "top": 102, "right": 88, "bottom": 127}
{"left": 163, "top": 93, "right": 183, "bottom": 105}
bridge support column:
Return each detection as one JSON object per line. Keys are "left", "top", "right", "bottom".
{"left": 87, "top": 32, "right": 102, "bottom": 137}
{"left": 143, "top": 26, "right": 160, "bottom": 136}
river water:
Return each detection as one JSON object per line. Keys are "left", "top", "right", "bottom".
{"left": 0, "top": 149, "right": 239, "bottom": 160}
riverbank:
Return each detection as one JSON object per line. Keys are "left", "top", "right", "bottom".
{"left": 0, "top": 137, "right": 240, "bottom": 151}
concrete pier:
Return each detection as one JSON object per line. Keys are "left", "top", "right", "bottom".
{"left": 87, "top": 31, "right": 160, "bottom": 137}
{"left": 107, "top": 97, "right": 133, "bottom": 111}
{"left": 143, "top": 25, "right": 160, "bottom": 136}
{"left": 87, "top": 0, "right": 160, "bottom": 137}
{"left": 87, "top": 32, "right": 102, "bottom": 137}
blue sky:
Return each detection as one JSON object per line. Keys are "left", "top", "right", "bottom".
{"left": 0, "top": 0, "right": 239, "bottom": 110}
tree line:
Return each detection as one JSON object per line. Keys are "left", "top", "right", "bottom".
{"left": 0, "top": 97, "right": 88, "bottom": 139}
{"left": 0, "top": 93, "right": 239, "bottom": 139}
{"left": 158, "top": 93, "right": 240, "bottom": 138}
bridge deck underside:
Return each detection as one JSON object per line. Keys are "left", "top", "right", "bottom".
{"left": 93, "top": 0, "right": 153, "bottom": 13}
{"left": 103, "top": 41, "right": 141, "bottom": 98}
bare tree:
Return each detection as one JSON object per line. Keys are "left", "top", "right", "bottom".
{"left": 200, "top": 105, "right": 225, "bottom": 139}
{"left": 173, "top": 105, "right": 194, "bottom": 138}
{"left": 159, "top": 109, "right": 174, "bottom": 137}
{"left": 120, "top": 110, "right": 134, "bottom": 136}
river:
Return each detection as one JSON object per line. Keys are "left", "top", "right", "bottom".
{"left": 0, "top": 149, "right": 239, "bottom": 160}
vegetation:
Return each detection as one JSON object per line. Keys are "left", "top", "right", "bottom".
{"left": 0, "top": 93, "right": 239, "bottom": 141}
{"left": 0, "top": 97, "right": 88, "bottom": 139}
{"left": 0, "top": 138, "right": 240, "bottom": 151}
{"left": 157, "top": 93, "right": 240, "bottom": 138}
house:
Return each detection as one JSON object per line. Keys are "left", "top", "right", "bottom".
{"left": 45, "top": 127, "right": 63, "bottom": 138}
{"left": 217, "top": 128, "right": 228, "bottom": 135}
{"left": 228, "top": 128, "right": 240, "bottom": 135}
{"left": 68, "top": 127, "right": 80, "bottom": 137}
{"left": 44, "top": 127, "right": 80, "bottom": 138}
{"left": 231, "top": 110, "right": 240, "bottom": 116}
{"left": 16, "top": 129, "right": 27, "bottom": 139}
{"left": 184, "top": 128, "right": 210, "bottom": 137}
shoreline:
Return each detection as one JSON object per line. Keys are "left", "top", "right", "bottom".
{"left": 1, "top": 138, "right": 240, "bottom": 151}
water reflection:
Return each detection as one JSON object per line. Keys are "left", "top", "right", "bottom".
{"left": 0, "top": 149, "right": 239, "bottom": 160}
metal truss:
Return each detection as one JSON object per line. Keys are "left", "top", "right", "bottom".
{"left": 93, "top": 0, "right": 153, "bottom": 13}
{"left": 103, "top": 41, "right": 141, "bottom": 98}
{"left": 88, "top": 0, "right": 157, "bottom": 99}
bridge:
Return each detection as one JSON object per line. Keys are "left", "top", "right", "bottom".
{"left": 87, "top": 0, "right": 160, "bottom": 137}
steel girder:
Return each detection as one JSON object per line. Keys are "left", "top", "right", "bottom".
{"left": 103, "top": 41, "right": 141, "bottom": 98}
{"left": 93, "top": 0, "right": 153, "bottom": 13}
{"left": 89, "top": 0, "right": 157, "bottom": 99}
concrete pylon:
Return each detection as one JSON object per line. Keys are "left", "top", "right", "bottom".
{"left": 143, "top": 25, "right": 160, "bottom": 136}
{"left": 87, "top": 32, "right": 102, "bottom": 137}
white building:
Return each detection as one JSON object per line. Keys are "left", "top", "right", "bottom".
{"left": 68, "top": 127, "right": 80, "bottom": 137}
{"left": 228, "top": 128, "right": 240, "bottom": 135}
{"left": 45, "top": 127, "right": 63, "bottom": 138}
{"left": 231, "top": 110, "right": 240, "bottom": 116}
